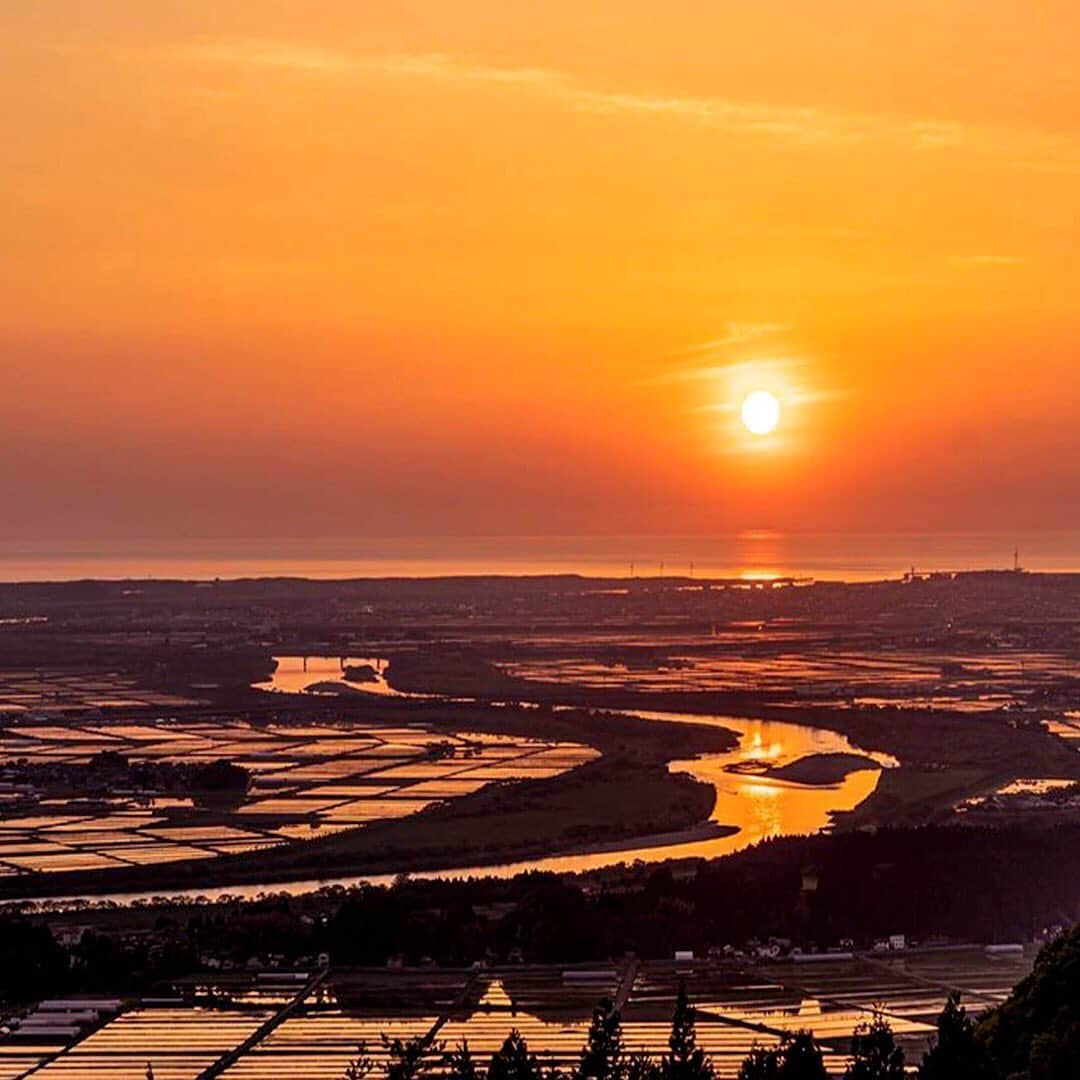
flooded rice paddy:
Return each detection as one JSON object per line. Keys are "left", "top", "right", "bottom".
{"left": 27, "top": 1006, "right": 275, "bottom": 1079}
{"left": 5, "top": 951, "right": 1031, "bottom": 1079}
{"left": 0, "top": 718, "right": 595, "bottom": 881}
{"left": 249, "top": 658, "right": 897, "bottom": 873}
{"left": 0, "top": 668, "right": 195, "bottom": 716}
{"left": 500, "top": 647, "right": 1077, "bottom": 712}
{"left": 36, "top": 710, "right": 894, "bottom": 906}
{"left": 1047, "top": 712, "right": 1080, "bottom": 749}
{"left": 0, "top": 651, "right": 933, "bottom": 900}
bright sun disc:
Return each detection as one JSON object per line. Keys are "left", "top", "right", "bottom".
{"left": 741, "top": 390, "right": 781, "bottom": 436}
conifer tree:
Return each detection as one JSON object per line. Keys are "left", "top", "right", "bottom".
{"left": 383, "top": 1035, "right": 431, "bottom": 1080}
{"left": 845, "top": 1014, "right": 904, "bottom": 1079}
{"left": 625, "top": 1051, "right": 661, "bottom": 1080}
{"left": 777, "top": 1032, "right": 829, "bottom": 1079}
{"left": 579, "top": 998, "right": 626, "bottom": 1080}
{"left": 662, "top": 981, "right": 714, "bottom": 1080}
{"left": 343, "top": 1039, "right": 373, "bottom": 1080}
{"left": 736, "top": 1031, "right": 828, "bottom": 1079}
{"left": 918, "top": 994, "right": 995, "bottom": 1080}
{"left": 489, "top": 1030, "right": 545, "bottom": 1080}
{"left": 447, "top": 1039, "right": 484, "bottom": 1080}
{"left": 738, "top": 1046, "right": 779, "bottom": 1080}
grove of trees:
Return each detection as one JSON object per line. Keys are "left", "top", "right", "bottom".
{"left": 326, "top": 928, "right": 1080, "bottom": 1080}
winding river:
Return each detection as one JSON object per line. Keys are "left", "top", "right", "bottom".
{"left": 20, "top": 660, "right": 895, "bottom": 908}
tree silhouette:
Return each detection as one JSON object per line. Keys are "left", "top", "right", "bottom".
{"left": 779, "top": 1032, "right": 828, "bottom": 1079}
{"left": 579, "top": 998, "right": 626, "bottom": 1080}
{"left": 488, "top": 1030, "right": 545, "bottom": 1080}
{"left": 383, "top": 1035, "right": 431, "bottom": 1080}
{"left": 845, "top": 1014, "right": 904, "bottom": 1079}
{"left": 978, "top": 924, "right": 1080, "bottom": 1078}
{"left": 625, "top": 1051, "right": 661, "bottom": 1080}
{"left": 662, "top": 981, "right": 713, "bottom": 1080}
{"left": 446, "top": 1039, "right": 484, "bottom": 1080}
{"left": 918, "top": 993, "right": 994, "bottom": 1079}
{"left": 738, "top": 1046, "right": 780, "bottom": 1079}
{"left": 737, "top": 1032, "right": 827, "bottom": 1079}
{"left": 145, "top": 1065, "right": 154, "bottom": 1080}
{"left": 343, "top": 1040, "right": 373, "bottom": 1080}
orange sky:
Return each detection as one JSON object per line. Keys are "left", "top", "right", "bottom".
{"left": 3, "top": 2, "right": 1079, "bottom": 541}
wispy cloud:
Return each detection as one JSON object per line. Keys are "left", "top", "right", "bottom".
{"left": 171, "top": 41, "right": 1078, "bottom": 161}
{"left": 688, "top": 357, "right": 842, "bottom": 414}
{"left": 949, "top": 254, "right": 1026, "bottom": 267}
{"left": 641, "top": 325, "right": 793, "bottom": 388}
{"left": 180, "top": 43, "right": 869, "bottom": 145}
{"left": 680, "top": 323, "right": 790, "bottom": 355}
{"left": 188, "top": 43, "right": 564, "bottom": 91}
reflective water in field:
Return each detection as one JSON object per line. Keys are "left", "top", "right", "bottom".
{"left": 502, "top": 648, "right": 1076, "bottom": 713}
{"left": 37, "top": 710, "right": 890, "bottom": 907}
{"left": 18, "top": 953, "right": 1031, "bottom": 1079}
{"left": 255, "top": 655, "right": 412, "bottom": 697}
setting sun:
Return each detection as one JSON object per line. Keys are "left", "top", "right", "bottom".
{"left": 741, "top": 391, "right": 781, "bottom": 436}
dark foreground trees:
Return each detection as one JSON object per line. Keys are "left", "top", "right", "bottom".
{"left": 845, "top": 1015, "right": 904, "bottom": 1079}
{"left": 486, "top": 1031, "right": 546, "bottom": 1080}
{"left": 977, "top": 923, "right": 1080, "bottom": 1080}
{"left": 579, "top": 998, "right": 627, "bottom": 1080}
{"left": 918, "top": 994, "right": 995, "bottom": 1080}
{"left": 446, "top": 1041, "right": 482, "bottom": 1080}
{"left": 738, "top": 1030, "right": 829, "bottom": 1079}
{"left": 322, "top": 924, "right": 1075, "bottom": 1080}
{"left": 663, "top": 981, "right": 713, "bottom": 1080}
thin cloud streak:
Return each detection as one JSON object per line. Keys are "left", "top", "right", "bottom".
{"left": 176, "top": 41, "right": 1078, "bottom": 161}
{"left": 949, "top": 254, "right": 1026, "bottom": 266}
{"left": 642, "top": 326, "right": 793, "bottom": 387}
{"left": 680, "top": 324, "right": 792, "bottom": 354}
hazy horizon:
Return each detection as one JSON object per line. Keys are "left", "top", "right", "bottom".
{"left": 0, "top": 529, "right": 1075, "bottom": 583}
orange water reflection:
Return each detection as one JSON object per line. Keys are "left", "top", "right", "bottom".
{"left": 45, "top": 712, "right": 892, "bottom": 907}
{"left": 256, "top": 655, "right": 416, "bottom": 697}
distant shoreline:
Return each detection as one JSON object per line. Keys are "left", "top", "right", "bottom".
{"left": 0, "top": 530, "right": 1076, "bottom": 583}
{"left": 0, "top": 567, "right": 1075, "bottom": 588}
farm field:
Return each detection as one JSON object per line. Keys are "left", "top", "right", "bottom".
{"left": 2, "top": 951, "right": 1033, "bottom": 1079}
{"left": 0, "top": 718, "right": 596, "bottom": 880}
{"left": 0, "top": 668, "right": 195, "bottom": 716}
{"left": 500, "top": 648, "right": 1078, "bottom": 712}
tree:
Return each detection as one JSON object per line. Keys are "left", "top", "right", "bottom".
{"left": 579, "top": 998, "right": 626, "bottom": 1080}
{"left": 196, "top": 758, "right": 251, "bottom": 793}
{"left": 738, "top": 1046, "right": 780, "bottom": 1080}
{"left": 978, "top": 924, "right": 1080, "bottom": 1080}
{"left": 145, "top": 1065, "right": 154, "bottom": 1080}
{"left": 918, "top": 993, "right": 995, "bottom": 1080}
{"left": 488, "top": 1030, "right": 545, "bottom": 1080}
{"left": 845, "top": 1014, "right": 904, "bottom": 1079}
{"left": 662, "top": 981, "right": 714, "bottom": 1080}
{"left": 0, "top": 917, "right": 67, "bottom": 1001}
{"left": 625, "top": 1052, "right": 661, "bottom": 1080}
{"left": 737, "top": 1032, "right": 827, "bottom": 1080}
{"left": 777, "top": 1032, "right": 828, "bottom": 1080}
{"left": 447, "top": 1039, "right": 484, "bottom": 1080}
{"left": 383, "top": 1035, "right": 430, "bottom": 1080}
{"left": 343, "top": 1040, "right": 373, "bottom": 1080}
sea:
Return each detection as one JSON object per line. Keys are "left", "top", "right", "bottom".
{"left": 0, "top": 532, "right": 1076, "bottom": 583}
